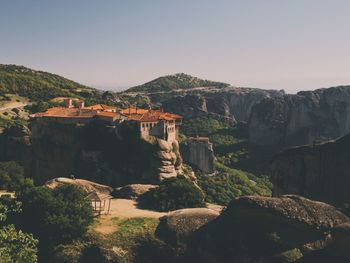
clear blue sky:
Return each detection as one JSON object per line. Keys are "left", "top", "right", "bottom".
{"left": 1, "top": 0, "right": 350, "bottom": 93}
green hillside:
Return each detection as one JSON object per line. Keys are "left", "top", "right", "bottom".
{"left": 126, "top": 73, "right": 230, "bottom": 93}
{"left": 0, "top": 64, "right": 97, "bottom": 101}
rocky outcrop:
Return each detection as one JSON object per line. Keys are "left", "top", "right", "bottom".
{"left": 45, "top": 177, "right": 113, "bottom": 194}
{"left": 156, "top": 139, "right": 182, "bottom": 180}
{"left": 270, "top": 134, "right": 350, "bottom": 205}
{"left": 332, "top": 222, "right": 350, "bottom": 260}
{"left": 156, "top": 208, "right": 220, "bottom": 246}
{"left": 0, "top": 121, "right": 183, "bottom": 186}
{"left": 113, "top": 184, "right": 157, "bottom": 199}
{"left": 0, "top": 125, "right": 33, "bottom": 172}
{"left": 249, "top": 86, "right": 350, "bottom": 146}
{"left": 187, "top": 137, "right": 215, "bottom": 173}
{"left": 183, "top": 195, "right": 349, "bottom": 263}
{"left": 161, "top": 88, "right": 284, "bottom": 123}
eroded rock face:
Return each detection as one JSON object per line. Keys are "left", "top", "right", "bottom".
{"left": 45, "top": 177, "right": 113, "bottom": 194}
{"left": 184, "top": 195, "right": 349, "bottom": 263}
{"left": 226, "top": 195, "right": 348, "bottom": 230}
{"left": 270, "top": 134, "right": 350, "bottom": 205}
{"left": 0, "top": 125, "right": 33, "bottom": 172}
{"left": 161, "top": 88, "right": 283, "bottom": 124}
{"left": 187, "top": 137, "right": 215, "bottom": 173}
{"left": 156, "top": 139, "right": 182, "bottom": 180}
{"left": 0, "top": 121, "right": 183, "bottom": 186}
{"left": 332, "top": 222, "right": 350, "bottom": 260}
{"left": 249, "top": 86, "right": 350, "bottom": 146}
{"left": 156, "top": 208, "right": 220, "bottom": 246}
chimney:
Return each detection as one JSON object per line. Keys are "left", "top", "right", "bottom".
{"left": 64, "top": 98, "right": 73, "bottom": 108}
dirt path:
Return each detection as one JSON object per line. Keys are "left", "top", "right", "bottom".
{"left": 92, "top": 199, "right": 224, "bottom": 235}
{"left": 93, "top": 199, "right": 165, "bottom": 234}
{"left": 0, "top": 102, "right": 29, "bottom": 111}
{"left": 107, "top": 199, "right": 166, "bottom": 218}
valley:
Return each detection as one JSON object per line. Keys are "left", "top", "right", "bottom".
{"left": 1, "top": 65, "right": 350, "bottom": 262}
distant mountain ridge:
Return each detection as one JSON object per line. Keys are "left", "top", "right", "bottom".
{"left": 0, "top": 64, "right": 96, "bottom": 101}
{"left": 126, "top": 73, "right": 230, "bottom": 93}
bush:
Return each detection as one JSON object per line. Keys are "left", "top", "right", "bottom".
{"left": 181, "top": 116, "right": 227, "bottom": 137}
{"left": 0, "top": 224, "right": 38, "bottom": 263}
{"left": 24, "top": 100, "right": 63, "bottom": 114}
{"left": 138, "top": 176, "right": 205, "bottom": 212}
{"left": 0, "top": 201, "right": 38, "bottom": 263}
{"left": 0, "top": 161, "right": 33, "bottom": 192}
{"left": 198, "top": 162, "right": 272, "bottom": 206}
{"left": 11, "top": 108, "right": 20, "bottom": 114}
{"left": 18, "top": 185, "right": 94, "bottom": 254}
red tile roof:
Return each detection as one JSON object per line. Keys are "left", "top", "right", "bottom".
{"left": 122, "top": 108, "right": 182, "bottom": 122}
{"left": 120, "top": 108, "right": 150, "bottom": 115}
{"left": 34, "top": 107, "right": 97, "bottom": 118}
{"left": 83, "top": 104, "right": 117, "bottom": 111}
{"left": 34, "top": 106, "right": 182, "bottom": 122}
{"left": 96, "top": 112, "right": 121, "bottom": 118}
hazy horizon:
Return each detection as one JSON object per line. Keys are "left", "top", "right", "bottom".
{"left": 2, "top": 1, "right": 350, "bottom": 93}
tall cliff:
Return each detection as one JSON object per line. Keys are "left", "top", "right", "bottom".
{"left": 187, "top": 137, "right": 215, "bottom": 173}
{"left": 0, "top": 121, "right": 183, "bottom": 186}
{"left": 249, "top": 86, "right": 350, "bottom": 146}
{"left": 161, "top": 88, "right": 284, "bottom": 123}
{"left": 270, "top": 134, "right": 350, "bottom": 205}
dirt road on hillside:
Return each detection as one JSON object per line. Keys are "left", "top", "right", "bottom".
{"left": 0, "top": 102, "right": 29, "bottom": 111}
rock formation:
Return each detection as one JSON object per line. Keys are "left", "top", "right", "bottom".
{"left": 270, "top": 134, "right": 350, "bottom": 205}
{"left": 181, "top": 195, "right": 349, "bottom": 263}
{"left": 45, "top": 177, "right": 113, "bottom": 194}
{"left": 249, "top": 86, "right": 350, "bottom": 146}
{"left": 160, "top": 88, "right": 284, "bottom": 123}
{"left": 113, "top": 184, "right": 157, "bottom": 199}
{"left": 0, "top": 121, "right": 183, "bottom": 186}
{"left": 332, "top": 222, "right": 350, "bottom": 260}
{"left": 187, "top": 137, "right": 215, "bottom": 173}
{"left": 156, "top": 208, "right": 220, "bottom": 246}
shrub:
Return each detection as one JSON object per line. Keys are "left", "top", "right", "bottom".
{"left": 181, "top": 116, "right": 227, "bottom": 137}
{"left": 0, "top": 161, "right": 33, "bottom": 192}
{"left": 198, "top": 162, "right": 272, "bottom": 206}
{"left": 0, "top": 224, "right": 38, "bottom": 263}
{"left": 18, "top": 185, "right": 94, "bottom": 253}
{"left": 11, "top": 108, "right": 20, "bottom": 114}
{"left": 0, "top": 201, "right": 38, "bottom": 263}
{"left": 138, "top": 176, "right": 205, "bottom": 212}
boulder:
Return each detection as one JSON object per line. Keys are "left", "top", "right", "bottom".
{"left": 185, "top": 195, "right": 349, "bottom": 263}
{"left": 113, "top": 184, "right": 157, "bottom": 199}
{"left": 156, "top": 208, "right": 220, "bottom": 246}
{"left": 45, "top": 177, "right": 113, "bottom": 195}
{"left": 228, "top": 195, "right": 349, "bottom": 230}
{"left": 332, "top": 222, "right": 350, "bottom": 260}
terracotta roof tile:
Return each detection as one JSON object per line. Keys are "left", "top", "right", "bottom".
{"left": 35, "top": 107, "right": 97, "bottom": 118}
{"left": 83, "top": 104, "right": 117, "bottom": 111}
{"left": 122, "top": 108, "right": 182, "bottom": 122}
